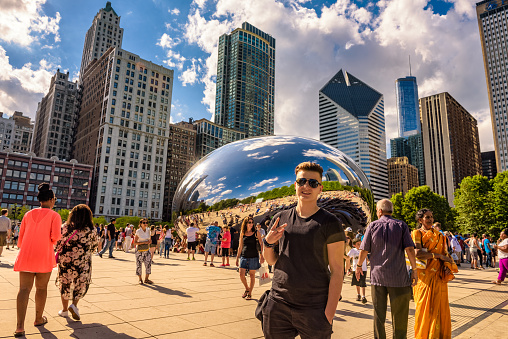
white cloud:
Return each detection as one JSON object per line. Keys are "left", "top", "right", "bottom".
{"left": 169, "top": 8, "right": 181, "bottom": 15}
{"left": 158, "top": 33, "right": 180, "bottom": 49}
{"left": 183, "top": 0, "right": 494, "bottom": 152}
{"left": 217, "top": 176, "right": 226, "bottom": 181}
{"left": 247, "top": 152, "right": 271, "bottom": 160}
{"left": 161, "top": 50, "right": 186, "bottom": 70}
{"left": 192, "top": 0, "right": 208, "bottom": 9}
{"left": 179, "top": 58, "right": 201, "bottom": 86}
{"left": 249, "top": 177, "right": 279, "bottom": 190}
{"left": 220, "top": 189, "right": 232, "bottom": 196}
{"left": 0, "top": 0, "right": 61, "bottom": 46}
{"left": 0, "top": 46, "right": 56, "bottom": 116}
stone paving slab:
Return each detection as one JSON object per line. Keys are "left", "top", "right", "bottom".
{"left": 1, "top": 248, "right": 506, "bottom": 338}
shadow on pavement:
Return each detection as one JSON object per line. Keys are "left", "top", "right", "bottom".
{"left": 62, "top": 319, "right": 139, "bottom": 338}
{"left": 142, "top": 284, "right": 192, "bottom": 298}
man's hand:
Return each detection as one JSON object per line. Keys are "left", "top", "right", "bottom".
{"left": 411, "top": 270, "right": 418, "bottom": 286}
{"left": 325, "top": 310, "right": 334, "bottom": 324}
{"left": 355, "top": 265, "right": 364, "bottom": 281}
{"left": 264, "top": 217, "right": 286, "bottom": 246}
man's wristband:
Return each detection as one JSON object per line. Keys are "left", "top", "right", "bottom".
{"left": 357, "top": 264, "right": 363, "bottom": 268}
{"left": 263, "top": 237, "right": 276, "bottom": 248}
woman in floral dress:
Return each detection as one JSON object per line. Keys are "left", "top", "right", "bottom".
{"left": 55, "top": 204, "right": 99, "bottom": 321}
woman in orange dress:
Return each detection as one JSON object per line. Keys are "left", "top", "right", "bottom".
{"left": 13, "top": 183, "right": 62, "bottom": 337}
{"left": 412, "top": 209, "right": 458, "bottom": 339}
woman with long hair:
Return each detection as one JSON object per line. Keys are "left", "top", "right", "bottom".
{"left": 97, "top": 224, "right": 105, "bottom": 253}
{"left": 465, "top": 234, "right": 483, "bottom": 269}
{"left": 149, "top": 225, "right": 158, "bottom": 262}
{"left": 134, "top": 219, "right": 152, "bottom": 284}
{"left": 412, "top": 209, "right": 458, "bottom": 339}
{"left": 236, "top": 217, "right": 264, "bottom": 300}
{"left": 13, "top": 183, "right": 62, "bottom": 337}
{"left": 55, "top": 204, "right": 99, "bottom": 321}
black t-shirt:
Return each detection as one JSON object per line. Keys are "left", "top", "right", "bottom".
{"left": 269, "top": 207, "right": 345, "bottom": 309}
{"left": 107, "top": 223, "right": 116, "bottom": 240}
{"left": 241, "top": 232, "right": 259, "bottom": 258}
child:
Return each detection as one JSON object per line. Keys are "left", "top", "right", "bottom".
{"left": 348, "top": 238, "right": 368, "bottom": 304}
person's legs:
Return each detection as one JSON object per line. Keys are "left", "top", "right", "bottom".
{"left": 0, "top": 245, "right": 3, "bottom": 257}
{"left": 371, "top": 285, "right": 388, "bottom": 339}
{"left": 248, "top": 270, "right": 256, "bottom": 295}
{"left": 239, "top": 268, "right": 249, "bottom": 291}
{"left": 144, "top": 251, "right": 152, "bottom": 282}
{"left": 34, "top": 272, "right": 52, "bottom": 324}
{"left": 149, "top": 247, "right": 156, "bottom": 262}
{"left": 136, "top": 251, "right": 143, "bottom": 282}
{"left": 387, "top": 286, "right": 411, "bottom": 339}
{"left": 478, "top": 249, "right": 483, "bottom": 267}
{"left": 108, "top": 240, "right": 115, "bottom": 257}
{"left": 262, "top": 297, "right": 298, "bottom": 339}
{"left": 486, "top": 252, "right": 492, "bottom": 268}
{"left": 16, "top": 272, "right": 35, "bottom": 333}
{"left": 498, "top": 258, "right": 508, "bottom": 282}
{"left": 295, "top": 307, "right": 333, "bottom": 339}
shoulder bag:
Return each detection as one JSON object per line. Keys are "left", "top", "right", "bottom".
{"left": 55, "top": 230, "right": 78, "bottom": 263}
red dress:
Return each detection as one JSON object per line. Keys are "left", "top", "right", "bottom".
{"left": 14, "top": 208, "right": 62, "bottom": 273}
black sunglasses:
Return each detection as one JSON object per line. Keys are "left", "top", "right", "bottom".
{"left": 296, "top": 178, "right": 321, "bottom": 188}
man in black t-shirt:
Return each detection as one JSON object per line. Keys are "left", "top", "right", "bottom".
{"left": 262, "top": 162, "right": 345, "bottom": 339}
{"left": 99, "top": 219, "right": 117, "bottom": 258}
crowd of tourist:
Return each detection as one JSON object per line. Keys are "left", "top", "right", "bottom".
{"left": 1, "top": 175, "right": 507, "bottom": 339}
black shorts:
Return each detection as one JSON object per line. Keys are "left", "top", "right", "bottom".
{"left": 222, "top": 248, "right": 229, "bottom": 256}
{"left": 351, "top": 271, "right": 367, "bottom": 287}
{"left": 187, "top": 241, "right": 197, "bottom": 250}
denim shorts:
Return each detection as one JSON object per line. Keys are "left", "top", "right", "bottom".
{"left": 239, "top": 257, "right": 260, "bottom": 270}
{"left": 204, "top": 240, "right": 217, "bottom": 254}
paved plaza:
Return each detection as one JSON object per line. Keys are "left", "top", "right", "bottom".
{"left": 0, "top": 248, "right": 506, "bottom": 338}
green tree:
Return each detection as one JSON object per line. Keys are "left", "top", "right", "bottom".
{"left": 390, "top": 186, "right": 454, "bottom": 230}
{"left": 488, "top": 171, "right": 508, "bottom": 237}
{"left": 93, "top": 216, "right": 107, "bottom": 226}
{"left": 57, "top": 209, "right": 70, "bottom": 222}
{"left": 11, "top": 205, "right": 30, "bottom": 221}
{"left": 454, "top": 175, "right": 493, "bottom": 236}
{"left": 115, "top": 216, "right": 141, "bottom": 229}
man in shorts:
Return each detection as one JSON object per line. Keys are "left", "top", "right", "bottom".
{"left": 263, "top": 162, "right": 345, "bottom": 339}
{"left": 124, "top": 224, "right": 133, "bottom": 252}
{"left": 186, "top": 223, "right": 199, "bottom": 260}
{"left": 0, "top": 209, "right": 11, "bottom": 259}
{"left": 203, "top": 221, "right": 221, "bottom": 267}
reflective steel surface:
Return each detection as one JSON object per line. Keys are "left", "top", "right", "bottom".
{"left": 173, "top": 136, "right": 374, "bottom": 232}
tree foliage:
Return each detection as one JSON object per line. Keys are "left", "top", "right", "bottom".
{"left": 93, "top": 216, "right": 107, "bottom": 226}
{"left": 489, "top": 171, "right": 508, "bottom": 237}
{"left": 114, "top": 216, "right": 141, "bottom": 229}
{"left": 391, "top": 186, "right": 454, "bottom": 230}
{"left": 57, "top": 209, "right": 70, "bottom": 222}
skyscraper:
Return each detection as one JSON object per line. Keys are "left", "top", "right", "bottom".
{"left": 476, "top": 1, "right": 508, "bottom": 172}
{"left": 390, "top": 134, "right": 425, "bottom": 186}
{"left": 396, "top": 76, "right": 421, "bottom": 137}
{"left": 31, "top": 70, "right": 78, "bottom": 160}
{"left": 79, "top": 1, "right": 123, "bottom": 80}
{"left": 481, "top": 151, "right": 498, "bottom": 179}
{"left": 74, "top": 47, "right": 173, "bottom": 219}
{"left": 194, "top": 118, "right": 246, "bottom": 158}
{"left": 387, "top": 156, "right": 419, "bottom": 197}
{"left": 420, "top": 92, "right": 482, "bottom": 205}
{"left": 0, "top": 112, "right": 34, "bottom": 153}
{"left": 319, "top": 69, "right": 388, "bottom": 201}
{"left": 215, "top": 22, "right": 275, "bottom": 137}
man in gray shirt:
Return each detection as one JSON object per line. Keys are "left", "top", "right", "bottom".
{"left": 0, "top": 209, "right": 12, "bottom": 259}
{"left": 356, "top": 199, "right": 417, "bottom": 339}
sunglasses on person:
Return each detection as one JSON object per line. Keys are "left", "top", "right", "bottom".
{"left": 295, "top": 178, "right": 322, "bottom": 188}
{"left": 141, "top": 221, "right": 148, "bottom": 224}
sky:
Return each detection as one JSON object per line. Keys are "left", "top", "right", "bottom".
{"left": 0, "top": 0, "right": 494, "bottom": 156}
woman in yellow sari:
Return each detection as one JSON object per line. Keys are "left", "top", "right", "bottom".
{"left": 412, "top": 209, "right": 458, "bottom": 339}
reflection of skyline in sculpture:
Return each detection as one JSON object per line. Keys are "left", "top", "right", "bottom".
{"left": 172, "top": 136, "right": 373, "bottom": 230}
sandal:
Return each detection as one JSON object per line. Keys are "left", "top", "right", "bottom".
{"left": 245, "top": 293, "right": 252, "bottom": 300}
{"left": 34, "top": 316, "right": 48, "bottom": 327}
{"left": 210, "top": 263, "right": 215, "bottom": 267}
{"left": 492, "top": 280, "right": 502, "bottom": 285}
{"left": 144, "top": 279, "right": 153, "bottom": 284}
{"left": 13, "top": 331, "right": 25, "bottom": 337}
{"left": 242, "top": 290, "right": 249, "bottom": 298}
{"left": 203, "top": 262, "right": 207, "bottom": 266}
{"left": 139, "top": 280, "right": 144, "bottom": 285}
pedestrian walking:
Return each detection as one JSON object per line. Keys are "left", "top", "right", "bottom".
{"left": 355, "top": 199, "right": 417, "bottom": 339}
{"left": 186, "top": 223, "right": 199, "bottom": 260}
{"left": 492, "top": 229, "right": 508, "bottom": 284}
{"left": 98, "top": 219, "right": 116, "bottom": 258}
{"left": 134, "top": 219, "right": 152, "bottom": 284}
{"left": 203, "top": 221, "right": 221, "bottom": 267}
{"left": 124, "top": 224, "right": 133, "bottom": 252}
{"left": 0, "top": 209, "right": 11, "bottom": 261}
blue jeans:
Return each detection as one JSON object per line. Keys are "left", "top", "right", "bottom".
{"left": 99, "top": 239, "right": 115, "bottom": 257}
{"left": 486, "top": 251, "right": 492, "bottom": 267}
{"left": 164, "top": 238, "right": 172, "bottom": 257}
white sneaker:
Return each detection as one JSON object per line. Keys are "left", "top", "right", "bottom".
{"left": 58, "top": 310, "right": 68, "bottom": 317}
{"left": 68, "top": 304, "right": 80, "bottom": 320}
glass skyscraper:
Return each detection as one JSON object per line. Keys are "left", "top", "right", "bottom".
{"left": 319, "top": 70, "right": 388, "bottom": 201}
{"left": 395, "top": 76, "right": 420, "bottom": 137}
{"left": 214, "top": 22, "right": 275, "bottom": 137}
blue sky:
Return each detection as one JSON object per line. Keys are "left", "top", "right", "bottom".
{"left": 0, "top": 0, "right": 493, "bottom": 155}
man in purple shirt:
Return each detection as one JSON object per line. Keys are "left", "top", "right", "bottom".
{"left": 355, "top": 199, "right": 417, "bottom": 339}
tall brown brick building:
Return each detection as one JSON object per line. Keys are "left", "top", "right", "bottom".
{"left": 163, "top": 121, "right": 196, "bottom": 220}
{"left": 420, "top": 92, "right": 482, "bottom": 205}
{"left": 387, "top": 157, "right": 419, "bottom": 197}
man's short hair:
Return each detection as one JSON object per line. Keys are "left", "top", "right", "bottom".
{"left": 294, "top": 162, "right": 323, "bottom": 177}
{"left": 1, "top": 209, "right": 7, "bottom": 215}
{"left": 376, "top": 199, "right": 393, "bottom": 213}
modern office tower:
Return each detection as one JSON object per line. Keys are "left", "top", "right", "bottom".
{"left": 215, "top": 22, "right": 275, "bottom": 137}
{"left": 11, "top": 112, "right": 34, "bottom": 153}
{"left": 387, "top": 157, "right": 419, "bottom": 197}
{"left": 396, "top": 76, "right": 421, "bottom": 137}
{"left": 0, "top": 151, "right": 92, "bottom": 210}
{"left": 193, "top": 118, "right": 246, "bottom": 159}
{"left": 420, "top": 92, "right": 482, "bottom": 205}
{"left": 31, "top": 70, "right": 78, "bottom": 160}
{"left": 481, "top": 151, "right": 498, "bottom": 179}
{"left": 477, "top": 1, "right": 508, "bottom": 172}
{"left": 390, "top": 134, "right": 425, "bottom": 186}
{"left": 0, "top": 113, "right": 14, "bottom": 150}
{"left": 74, "top": 47, "right": 173, "bottom": 220}
{"left": 163, "top": 121, "right": 196, "bottom": 220}
{"left": 319, "top": 69, "right": 388, "bottom": 201}
{"left": 79, "top": 1, "right": 123, "bottom": 80}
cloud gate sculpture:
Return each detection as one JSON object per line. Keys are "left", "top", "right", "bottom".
{"left": 172, "top": 136, "right": 374, "bottom": 233}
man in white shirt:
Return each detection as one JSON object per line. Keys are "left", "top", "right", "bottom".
{"left": 0, "top": 209, "right": 11, "bottom": 259}
{"left": 124, "top": 224, "right": 133, "bottom": 252}
{"left": 186, "top": 223, "right": 200, "bottom": 260}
